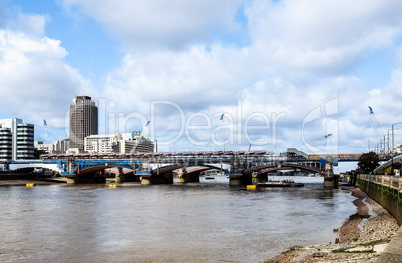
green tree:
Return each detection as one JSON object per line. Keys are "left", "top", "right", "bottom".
{"left": 357, "top": 151, "right": 380, "bottom": 174}
{"left": 34, "top": 148, "right": 48, "bottom": 159}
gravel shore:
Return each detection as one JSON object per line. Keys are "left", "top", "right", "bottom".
{"left": 266, "top": 187, "right": 400, "bottom": 263}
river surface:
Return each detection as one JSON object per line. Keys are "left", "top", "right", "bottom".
{"left": 0, "top": 176, "right": 357, "bottom": 262}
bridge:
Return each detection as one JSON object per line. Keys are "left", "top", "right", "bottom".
{"left": 3, "top": 150, "right": 336, "bottom": 186}
{"left": 308, "top": 153, "right": 392, "bottom": 162}
{"left": 373, "top": 154, "right": 402, "bottom": 175}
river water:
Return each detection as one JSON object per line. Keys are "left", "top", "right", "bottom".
{"left": 0, "top": 176, "right": 356, "bottom": 263}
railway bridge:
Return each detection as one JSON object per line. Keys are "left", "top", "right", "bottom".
{"left": 4, "top": 150, "right": 340, "bottom": 186}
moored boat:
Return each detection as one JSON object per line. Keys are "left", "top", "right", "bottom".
{"left": 257, "top": 179, "right": 304, "bottom": 187}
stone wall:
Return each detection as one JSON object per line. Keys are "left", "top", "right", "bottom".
{"left": 356, "top": 174, "right": 402, "bottom": 225}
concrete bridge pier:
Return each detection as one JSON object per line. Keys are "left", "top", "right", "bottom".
{"left": 141, "top": 172, "right": 174, "bottom": 185}
{"left": 251, "top": 172, "right": 268, "bottom": 185}
{"left": 140, "top": 163, "right": 174, "bottom": 185}
{"left": 229, "top": 171, "right": 251, "bottom": 186}
{"left": 177, "top": 168, "right": 200, "bottom": 183}
{"left": 115, "top": 167, "right": 125, "bottom": 183}
{"left": 324, "top": 156, "right": 339, "bottom": 187}
{"left": 66, "top": 174, "right": 77, "bottom": 184}
{"left": 66, "top": 172, "right": 106, "bottom": 184}
{"left": 140, "top": 171, "right": 152, "bottom": 185}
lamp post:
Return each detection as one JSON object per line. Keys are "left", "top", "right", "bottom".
{"left": 391, "top": 122, "right": 402, "bottom": 175}
{"left": 388, "top": 128, "right": 398, "bottom": 154}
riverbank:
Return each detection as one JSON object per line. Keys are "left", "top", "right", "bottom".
{"left": 0, "top": 177, "right": 67, "bottom": 186}
{"left": 266, "top": 187, "right": 400, "bottom": 263}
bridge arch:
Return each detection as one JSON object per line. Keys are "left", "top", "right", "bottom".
{"left": 79, "top": 165, "right": 131, "bottom": 175}
{"left": 9, "top": 163, "right": 63, "bottom": 174}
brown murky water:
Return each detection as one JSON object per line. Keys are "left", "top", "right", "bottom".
{"left": 0, "top": 177, "right": 356, "bottom": 262}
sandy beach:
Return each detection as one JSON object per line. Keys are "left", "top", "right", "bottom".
{"left": 266, "top": 187, "right": 400, "bottom": 263}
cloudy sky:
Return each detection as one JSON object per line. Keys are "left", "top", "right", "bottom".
{"left": 1, "top": 0, "right": 402, "bottom": 154}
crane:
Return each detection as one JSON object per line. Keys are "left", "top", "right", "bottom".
{"left": 368, "top": 106, "right": 384, "bottom": 152}
{"left": 298, "top": 133, "right": 333, "bottom": 152}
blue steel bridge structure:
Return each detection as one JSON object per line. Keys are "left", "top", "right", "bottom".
{"left": 6, "top": 150, "right": 327, "bottom": 185}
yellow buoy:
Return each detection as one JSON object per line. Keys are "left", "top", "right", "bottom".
{"left": 109, "top": 184, "right": 118, "bottom": 188}
{"left": 247, "top": 185, "right": 256, "bottom": 190}
{"left": 26, "top": 183, "right": 35, "bottom": 187}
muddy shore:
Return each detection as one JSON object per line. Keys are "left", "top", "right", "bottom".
{"left": 266, "top": 187, "right": 400, "bottom": 263}
{"left": 0, "top": 177, "right": 67, "bottom": 186}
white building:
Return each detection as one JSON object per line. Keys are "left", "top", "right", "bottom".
{"left": 54, "top": 139, "right": 69, "bottom": 153}
{"left": 35, "top": 139, "right": 69, "bottom": 155}
{"left": 34, "top": 141, "right": 54, "bottom": 153}
{"left": 84, "top": 132, "right": 157, "bottom": 154}
{"left": 84, "top": 135, "right": 117, "bottom": 153}
{"left": 0, "top": 118, "right": 34, "bottom": 161}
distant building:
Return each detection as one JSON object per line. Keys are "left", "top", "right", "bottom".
{"left": 280, "top": 148, "right": 308, "bottom": 161}
{"left": 69, "top": 96, "right": 98, "bottom": 152}
{"left": 84, "top": 132, "right": 157, "bottom": 154}
{"left": 34, "top": 141, "right": 54, "bottom": 153}
{"left": 0, "top": 126, "right": 12, "bottom": 161}
{"left": 0, "top": 118, "right": 34, "bottom": 161}
{"left": 54, "top": 139, "right": 69, "bottom": 153}
{"left": 35, "top": 139, "right": 70, "bottom": 155}
{"left": 84, "top": 135, "right": 117, "bottom": 153}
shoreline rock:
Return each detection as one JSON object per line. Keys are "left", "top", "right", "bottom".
{"left": 266, "top": 187, "right": 399, "bottom": 263}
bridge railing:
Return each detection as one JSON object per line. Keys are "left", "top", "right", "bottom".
{"left": 358, "top": 174, "right": 402, "bottom": 190}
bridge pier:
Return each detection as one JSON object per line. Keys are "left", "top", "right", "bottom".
{"left": 251, "top": 172, "right": 268, "bottom": 185}
{"left": 140, "top": 171, "right": 174, "bottom": 185}
{"left": 115, "top": 167, "right": 125, "bottom": 183}
{"left": 324, "top": 156, "right": 339, "bottom": 187}
{"left": 177, "top": 168, "right": 200, "bottom": 183}
{"left": 66, "top": 173, "right": 106, "bottom": 184}
{"left": 229, "top": 171, "right": 250, "bottom": 186}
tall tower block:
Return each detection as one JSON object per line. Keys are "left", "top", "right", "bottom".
{"left": 69, "top": 96, "right": 98, "bottom": 152}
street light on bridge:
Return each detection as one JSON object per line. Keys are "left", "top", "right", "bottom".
{"left": 387, "top": 128, "right": 398, "bottom": 154}
{"left": 380, "top": 139, "right": 386, "bottom": 154}
{"left": 391, "top": 122, "right": 402, "bottom": 175}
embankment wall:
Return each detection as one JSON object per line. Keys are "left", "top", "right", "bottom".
{"left": 356, "top": 174, "right": 402, "bottom": 225}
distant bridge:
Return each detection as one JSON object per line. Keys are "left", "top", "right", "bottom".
{"left": 5, "top": 151, "right": 274, "bottom": 185}
{"left": 4, "top": 150, "right": 346, "bottom": 185}
{"left": 308, "top": 153, "right": 391, "bottom": 162}
{"left": 373, "top": 154, "right": 402, "bottom": 174}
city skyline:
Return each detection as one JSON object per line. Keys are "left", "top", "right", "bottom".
{"left": 1, "top": 0, "right": 402, "bottom": 154}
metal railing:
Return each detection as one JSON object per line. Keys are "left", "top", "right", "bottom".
{"left": 358, "top": 174, "right": 402, "bottom": 190}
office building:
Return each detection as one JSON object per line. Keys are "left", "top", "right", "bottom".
{"left": 54, "top": 139, "right": 69, "bottom": 153}
{"left": 84, "top": 132, "right": 157, "bottom": 154}
{"left": 0, "top": 118, "right": 34, "bottom": 161}
{"left": 0, "top": 126, "right": 12, "bottom": 161}
{"left": 69, "top": 96, "right": 98, "bottom": 152}
{"left": 35, "top": 139, "right": 70, "bottom": 155}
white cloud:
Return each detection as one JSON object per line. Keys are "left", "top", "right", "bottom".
{"left": 0, "top": 29, "right": 94, "bottom": 130}
{"left": 2, "top": 0, "right": 402, "bottom": 153}
{"left": 0, "top": 6, "right": 48, "bottom": 37}
{"left": 246, "top": 0, "right": 402, "bottom": 74}
{"left": 85, "top": 0, "right": 402, "bottom": 152}
{"left": 62, "top": 0, "right": 244, "bottom": 50}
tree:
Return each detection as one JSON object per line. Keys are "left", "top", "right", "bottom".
{"left": 357, "top": 152, "right": 380, "bottom": 174}
{"left": 34, "top": 148, "right": 48, "bottom": 159}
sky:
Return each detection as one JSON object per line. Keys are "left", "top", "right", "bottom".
{"left": 1, "top": 0, "right": 402, "bottom": 155}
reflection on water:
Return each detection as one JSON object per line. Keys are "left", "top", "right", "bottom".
{"left": 0, "top": 176, "right": 356, "bottom": 262}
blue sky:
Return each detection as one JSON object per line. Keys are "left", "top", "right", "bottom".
{"left": 1, "top": 0, "right": 402, "bottom": 154}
